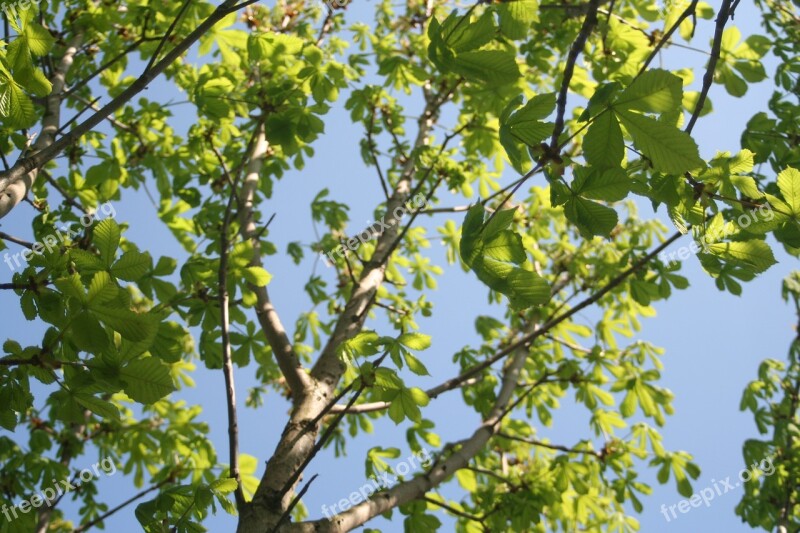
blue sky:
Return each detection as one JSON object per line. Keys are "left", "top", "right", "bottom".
{"left": 0, "top": 1, "right": 794, "bottom": 532}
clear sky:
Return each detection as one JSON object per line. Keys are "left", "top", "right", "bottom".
{"left": 0, "top": 1, "right": 793, "bottom": 532}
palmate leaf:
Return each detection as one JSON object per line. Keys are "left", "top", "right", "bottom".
{"left": 616, "top": 109, "right": 704, "bottom": 174}
{"left": 459, "top": 205, "right": 551, "bottom": 307}
{"left": 500, "top": 93, "right": 556, "bottom": 172}
{"left": 387, "top": 387, "right": 429, "bottom": 424}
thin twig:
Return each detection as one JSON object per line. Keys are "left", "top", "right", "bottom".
{"left": 423, "top": 496, "right": 485, "bottom": 523}
{"left": 366, "top": 107, "right": 391, "bottom": 200}
{"left": 62, "top": 34, "right": 159, "bottom": 98}
{"left": 143, "top": 0, "right": 192, "bottom": 74}
{"left": 218, "top": 166, "right": 245, "bottom": 509}
{"left": 685, "top": 0, "right": 733, "bottom": 134}
{"left": 41, "top": 169, "right": 86, "bottom": 213}
{"left": 483, "top": 0, "right": 599, "bottom": 230}
{"left": 272, "top": 474, "right": 319, "bottom": 532}
{"left": 550, "top": 0, "right": 600, "bottom": 151}
{"left": 55, "top": 96, "right": 101, "bottom": 137}
{"left": 0, "top": 231, "right": 33, "bottom": 248}
{"left": 637, "top": 0, "right": 699, "bottom": 76}
{"left": 496, "top": 432, "right": 604, "bottom": 458}
{"left": 72, "top": 478, "right": 172, "bottom": 533}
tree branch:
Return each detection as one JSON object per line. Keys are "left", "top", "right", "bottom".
{"left": 289, "top": 326, "right": 534, "bottom": 532}
{"left": 0, "top": 33, "right": 82, "bottom": 219}
{"left": 550, "top": 0, "right": 600, "bottom": 151}
{"left": 236, "top": 126, "right": 312, "bottom": 399}
{"left": 239, "top": 83, "right": 448, "bottom": 533}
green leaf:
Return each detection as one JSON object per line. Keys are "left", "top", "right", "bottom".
{"left": 456, "top": 469, "right": 478, "bottom": 491}
{"left": 24, "top": 22, "right": 56, "bottom": 56}
{"left": 403, "top": 352, "right": 430, "bottom": 376}
{"left": 564, "top": 196, "right": 618, "bottom": 238}
{"left": 340, "top": 331, "right": 381, "bottom": 358}
{"left": 573, "top": 167, "right": 629, "bottom": 202}
{"left": 443, "top": 10, "right": 496, "bottom": 52}
{"left": 0, "top": 78, "right": 36, "bottom": 128}
{"left": 459, "top": 204, "right": 487, "bottom": 265}
{"left": 74, "top": 393, "right": 120, "bottom": 422}
{"left": 706, "top": 240, "right": 777, "bottom": 274}
{"left": 87, "top": 271, "right": 117, "bottom": 306}
{"left": 120, "top": 357, "right": 176, "bottom": 404}
{"left": 93, "top": 307, "right": 157, "bottom": 342}
{"left": 55, "top": 273, "right": 86, "bottom": 303}
{"left": 242, "top": 266, "right": 272, "bottom": 287}
{"left": 615, "top": 69, "right": 683, "bottom": 113}
{"left": 112, "top": 251, "right": 152, "bottom": 281}
{"left": 506, "top": 268, "right": 551, "bottom": 307}
{"left": 387, "top": 387, "right": 430, "bottom": 424}
{"left": 71, "top": 311, "right": 110, "bottom": 353}
{"left": 483, "top": 230, "right": 527, "bottom": 263}
{"left": 583, "top": 110, "right": 624, "bottom": 169}
{"left": 482, "top": 208, "right": 517, "bottom": 239}
{"left": 397, "top": 333, "right": 432, "bottom": 351}
{"left": 503, "top": 94, "right": 555, "bottom": 148}
{"left": 496, "top": 0, "right": 539, "bottom": 39}
{"left": 777, "top": 167, "right": 800, "bottom": 217}
{"left": 616, "top": 109, "right": 703, "bottom": 174}
{"left": 451, "top": 50, "right": 520, "bottom": 85}
{"left": 459, "top": 206, "right": 551, "bottom": 307}
{"left": 70, "top": 249, "right": 106, "bottom": 272}
{"left": 94, "top": 218, "right": 121, "bottom": 266}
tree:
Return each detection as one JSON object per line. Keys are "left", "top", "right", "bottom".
{"left": 0, "top": 0, "right": 797, "bottom": 531}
